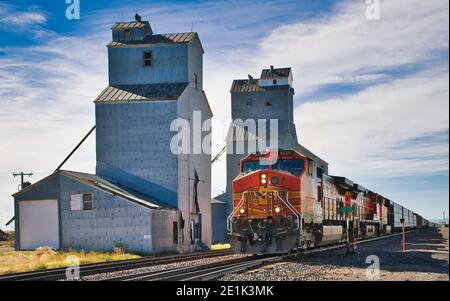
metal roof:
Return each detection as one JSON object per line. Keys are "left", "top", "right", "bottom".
{"left": 230, "top": 80, "right": 292, "bottom": 93}
{"left": 353, "top": 183, "right": 365, "bottom": 192}
{"left": 60, "top": 171, "right": 174, "bottom": 209}
{"left": 12, "top": 170, "right": 175, "bottom": 210}
{"left": 211, "top": 198, "right": 226, "bottom": 205}
{"left": 107, "top": 32, "right": 197, "bottom": 47}
{"left": 331, "top": 176, "right": 354, "bottom": 189}
{"left": 230, "top": 80, "right": 265, "bottom": 93}
{"left": 94, "top": 83, "right": 188, "bottom": 103}
{"left": 260, "top": 67, "right": 292, "bottom": 79}
{"left": 111, "top": 21, "right": 148, "bottom": 30}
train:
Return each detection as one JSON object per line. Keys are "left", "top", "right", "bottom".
{"left": 227, "top": 149, "right": 431, "bottom": 254}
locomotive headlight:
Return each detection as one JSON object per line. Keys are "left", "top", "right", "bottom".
{"left": 261, "top": 174, "right": 267, "bottom": 184}
{"left": 239, "top": 207, "right": 245, "bottom": 214}
{"left": 275, "top": 206, "right": 281, "bottom": 213}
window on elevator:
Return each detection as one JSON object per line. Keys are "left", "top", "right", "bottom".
{"left": 173, "top": 221, "right": 178, "bottom": 245}
{"left": 143, "top": 51, "right": 152, "bottom": 66}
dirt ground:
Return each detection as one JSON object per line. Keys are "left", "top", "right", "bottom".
{"left": 220, "top": 227, "right": 449, "bottom": 281}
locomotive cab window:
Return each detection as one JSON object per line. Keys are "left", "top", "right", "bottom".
{"left": 143, "top": 51, "right": 152, "bottom": 66}
{"left": 242, "top": 160, "right": 269, "bottom": 173}
{"left": 272, "top": 159, "right": 304, "bottom": 176}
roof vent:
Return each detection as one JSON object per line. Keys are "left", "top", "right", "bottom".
{"left": 135, "top": 13, "right": 142, "bottom": 22}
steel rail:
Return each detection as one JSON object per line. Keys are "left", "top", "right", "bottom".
{"left": 302, "top": 229, "right": 418, "bottom": 256}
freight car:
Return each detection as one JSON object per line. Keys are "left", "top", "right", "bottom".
{"left": 228, "top": 149, "right": 429, "bottom": 254}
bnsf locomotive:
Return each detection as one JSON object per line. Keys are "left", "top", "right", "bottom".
{"left": 227, "top": 149, "right": 429, "bottom": 254}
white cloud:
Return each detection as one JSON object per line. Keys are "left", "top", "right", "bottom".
{"left": 208, "top": 0, "right": 449, "bottom": 196}
{"left": 0, "top": 3, "right": 48, "bottom": 35}
{"left": 295, "top": 68, "right": 449, "bottom": 179}
{"left": 253, "top": 0, "right": 449, "bottom": 97}
{"left": 0, "top": 33, "right": 108, "bottom": 227}
{"left": 2, "top": 12, "right": 47, "bottom": 27}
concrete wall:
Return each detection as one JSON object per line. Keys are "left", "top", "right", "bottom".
{"left": 151, "top": 209, "right": 180, "bottom": 253}
{"left": 95, "top": 100, "right": 179, "bottom": 207}
{"left": 100, "top": 35, "right": 211, "bottom": 251}
{"left": 176, "top": 37, "right": 212, "bottom": 248}
{"left": 231, "top": 87, "right": 294, "bottom": 134}
{"left": 108, "top": 44, "right": 189, "bottom": 85}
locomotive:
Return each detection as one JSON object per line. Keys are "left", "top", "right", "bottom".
{"left": 227, "top": 149, "right": 429, "bottom": 254}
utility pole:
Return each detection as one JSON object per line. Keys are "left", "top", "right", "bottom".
{"left": 444, "top": 211, "right": 446, "bottom": 225}
{"left": 13, "top": 172, "right": 33, "bottom": 190}
{"left": 400, "top": 218, "right": 406, "bottom": 255}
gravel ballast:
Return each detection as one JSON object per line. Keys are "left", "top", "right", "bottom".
{"left": 220, "top": 227, "right": 449, "bottom": 281}
{"left": 78, "top": 254, "right": 248, "bottom": 281}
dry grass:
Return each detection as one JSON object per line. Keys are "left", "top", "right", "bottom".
{"left": 0, "top": 246, "right": 141, "bottom": 275}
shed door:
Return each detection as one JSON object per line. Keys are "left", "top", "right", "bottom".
{"left": 19, "top": 199, "right": 59, "bottom": 250}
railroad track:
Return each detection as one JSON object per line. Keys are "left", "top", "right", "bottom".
{"left": 302, "top": 230, "right": 417, "bottom": 256}
{"left": 108, "top": 230, "right": 417, "bottom": 281}
{"left": 0, "top": 249, "right": 233, "bottom": 281}
{"left": 107, "top": 254, "right": 283, "bottom": 281}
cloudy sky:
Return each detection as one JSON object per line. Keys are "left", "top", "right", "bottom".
{"left": 0, "top": 0, "right": 448, "bottom": 229}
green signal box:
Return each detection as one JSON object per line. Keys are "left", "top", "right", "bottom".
{"left": 340, "top": 206, "right": 353, "bottom": 214}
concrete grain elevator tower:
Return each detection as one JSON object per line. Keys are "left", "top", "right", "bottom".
{"left": 95, "top": 15, "right": 213, "bottom": 251}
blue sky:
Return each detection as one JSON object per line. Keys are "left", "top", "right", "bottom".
{"left": 0, "top": 0, "right": 448, "bottom": 229}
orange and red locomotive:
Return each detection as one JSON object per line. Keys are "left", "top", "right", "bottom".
{"left": 227, "top": 149, "right": 429, "bottom": 254}
{"left": 227, "top": 149, "right": 315, "bottom": 254}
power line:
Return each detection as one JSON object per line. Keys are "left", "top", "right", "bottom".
{"left": 54, "top": 125, "right": 96, "bottom": 172}
{"left": 12, "top": 172, "right": 33, "bottom": 190}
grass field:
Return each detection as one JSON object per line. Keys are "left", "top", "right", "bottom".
{"left": 0, "top": 242, "right": 141, "bottom": 275}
